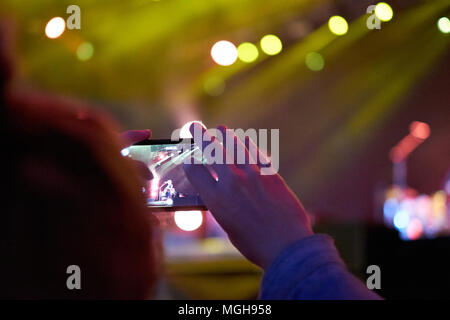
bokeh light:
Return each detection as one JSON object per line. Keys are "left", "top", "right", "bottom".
{"left": 45, "top": 17, "right": 66, "bottom": 39}
{"left": 76, "top": 42, "right": 94, "bottom": 61}
{"left": 210, "top": 40, "right": 238, "bottom": 66}
{"left": 260, "top": 34, "right": 282, "bottom": 56}
{"left": 328, "top": 16, "right": 348, "bottom": 36}
{"left": 437, "top": 17, "right": 450, "bottom": 34}
{"left": 409, "top": 121, "right": 430, "bottom": 140}
{"left": 174, "top": 211, "right": 203, "bottom": 231}
{"left": 305, "top": 52, "right": 325, "bottom": 71}
{"left": 406, "top": 218, "right": 423, "bottom": 240}
{"left": 237, "top": 42, "right": 259, "bottom": 63}
{"left": 383, "top": 198, "right": 398, "bottom": 221}
{"left": 375, "top": 2, "right": 393, "bottom": 22}
{"left": 120, "top": 147, "right": 130, "bottom": 157}
{"left": 393, "top": 210, "right": 409, "bottom": 230}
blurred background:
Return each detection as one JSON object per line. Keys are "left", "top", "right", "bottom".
{"left": 1, "top": 0, "right": 449, "bottom": 299}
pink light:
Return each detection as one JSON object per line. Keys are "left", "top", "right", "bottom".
{"left": 406, "top": 218, "right": 423, "bottom": 240}
{"left": 390, "top": 121, "right": 431, "bottom": 163}
{"left": 409, "top": 121, "right": 430, "bottom": 140}
{"left": 149, "top": 170, "right": 159, "bottom": 199}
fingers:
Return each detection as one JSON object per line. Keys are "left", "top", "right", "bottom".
{"left": 130, "top": 159, "right": 153, "bottom": 180}
{"left": 244, "top": 136, "right": 271, "bottom": 168}
{"left": 217, "top": 124, "right": 235, "bottom": 164}
{"left": 218, "top": 125, "right": 260, "bottom": 174}
{"left": 189, "top": 123, "right": 232, "bottom": 181}
{"left": 119, "top": 130, "right": 152, "bottom": 181}
{"left": 217, "top": 125, "right": 228, "bottom": 149}
{"left": 119, "top": 129, "right": 151, "bottom": 148}
{"left": 183, "top": 163, "right": 218, "bottom": 199}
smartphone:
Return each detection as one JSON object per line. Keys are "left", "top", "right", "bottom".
{"left": 125, "top": 139, "right": 207, "bottom": 211}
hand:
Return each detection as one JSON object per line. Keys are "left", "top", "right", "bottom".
{"left": 119, "top": 130, "right": 153, "bottom": 180}
{"left": 184, "top": 124, "right": 313, "bottom": 269}
{"left": 119, "top": 130, "right": 161, "bottom": 228}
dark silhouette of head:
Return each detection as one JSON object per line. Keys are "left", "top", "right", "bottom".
{"left": 0, "top": 23, "right": 156, "bottom": 299}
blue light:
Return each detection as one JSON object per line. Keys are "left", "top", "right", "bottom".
{"left": 383, "top": 199, "right": 398, "bottom": 220}
{"left": 393, "top": 210, "right": 409, "bottom": 230}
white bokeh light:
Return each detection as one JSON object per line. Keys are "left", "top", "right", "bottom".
{"left": 210, "top": 41, "right": 238, "bottom": 66}
{"left": 45, "top": 17, "right": 66, "bottom": 39}
{"left": 120, "top": 147, "right": 130, "bottom": 157}
{"left": 437, "top": 17, "right": 450, "bottom": 34}
{"left": 174, "top": 211, "right": 203, "bottom": 231}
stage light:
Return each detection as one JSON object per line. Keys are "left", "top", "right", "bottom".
{"left": 383, "top": 198, "right": 398, "bottom": 220}
{"left": 45, "top": 17, "right": 66, "bottom": 39}
{"left": 437, "top": 17, "right": 450, "bottom": 34}
{"left": 210, "top": 41, "right": 238, "bottom": 66}
{"left": 328, "top": 16, "right": 348, "bottom": 36}
{"left": 375, "top": 2, "right": 393, "bottom": 22}
{"left": 180, "top": 120, "right": 206, "bottom": 139}
{"left": 121, "top": 147, "right": 130, "bottom": 157}
{"left": 409, "top": 121, "right": 430, "bottom": 140}
{"left": 260, "top": 35, "right": 282, "bottom": 56}
{"left": 393, "top": 210, "right": 409, "bottom": 230}
{"left": 237, "top": 42, "right": 259, "bottom": 63}
{"left": 174, "top": 210, "right": 203, "bottom": 231}
{"left": 305, "top": 52, "right": 325, "bottom": 71}
{"left": 76, "top": 42, "right": 94, "bottom": 61}
{"left": 406, "top": 218, "right": 423, "bottom": 240}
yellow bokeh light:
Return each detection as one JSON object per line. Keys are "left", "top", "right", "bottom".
{"left": 305, "top": 52, "right": 325, "bottom": 71}
{"left": 375, "top": 2, "right": 393, "bottom": 22}
{"left": 45, "top": 17, "right": 66, "bottom": 39}
{"left": 437, "top": 17, "right": 450, "bottom": 34}
{"left": 76, "top": 42, "right": 94, "bottom": 61}
{"left": 328, "top": 16, "right": 348, "bottom": 36}
{"left": 260, "top": 34, "right": 282, "bottom": 56}
{"left": 237, "top": 42, "right": 259, "bottom": 63}
{"left": 210, "top": 40, "right": 238, "bottom": 66}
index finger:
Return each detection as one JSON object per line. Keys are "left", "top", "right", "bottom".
{"left": 189, "top": 123, "right": 233, "bottom": 183}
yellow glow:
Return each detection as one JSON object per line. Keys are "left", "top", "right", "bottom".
{"left": 210, "top": 40, "right": 238, "bottom": 66}
{"left": 203, "top": 77, "right": 225, "bottom": 96}
{"left": 45, "top": 17, "right": 66, "bottom": 39}
{"left": 437, "top": 17, "right": 450, "bottom": 34}
{"left": 260, "top": 34, "right": 282, "bottom": 56}
{"left": 76, "top": 42, "right": 94, "bottom": 61}
{"left": 375, "top": 2, "right": 393, "bottom": 22}
{"left": 237, "top": 42, "right": 259, "bottom": 63}
{"left": 328, "top": 16, "right": 348, "bottom": 36}
{"left": 174, "top": 211, "right": 203, "bottom": 231}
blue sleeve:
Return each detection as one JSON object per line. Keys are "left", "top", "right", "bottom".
{"left": 259, "top": 234, "right": 382, "bottom": 300}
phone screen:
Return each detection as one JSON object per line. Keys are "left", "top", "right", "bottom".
{"left": 126, "top": 139, "right": 206, "bottom": 211}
